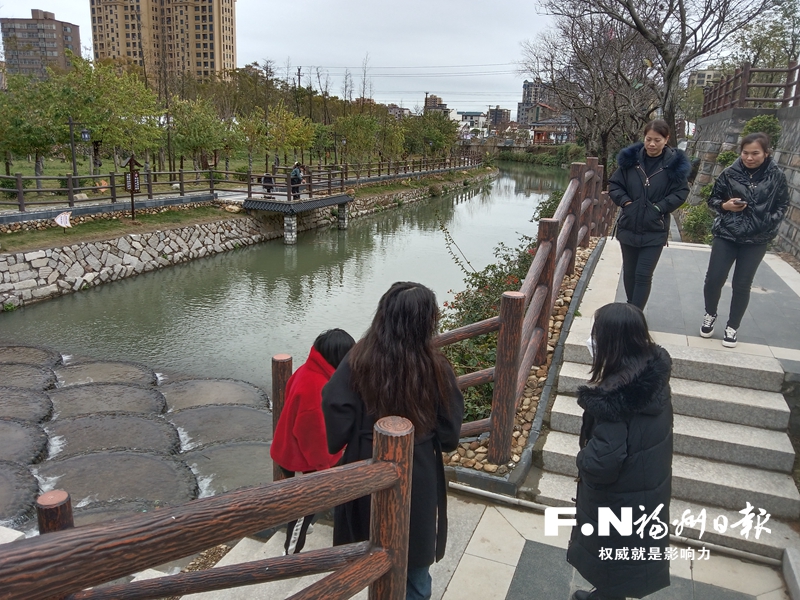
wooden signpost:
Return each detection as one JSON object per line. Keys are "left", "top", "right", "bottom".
{"left": 121, "top": 155, "right": 143, "bottom": 221}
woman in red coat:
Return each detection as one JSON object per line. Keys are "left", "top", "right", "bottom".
{"left": 270, "top": 328, "right": 355, "bottom": 554}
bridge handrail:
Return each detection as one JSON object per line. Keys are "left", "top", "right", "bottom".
{"left": 0, "top": 415, "right": 415, "bottom": 600}
{"left": 430, "top": 158, "right": 613, "bottom": 464}
{"left": 702, "top": 61, "right": 800, "bottom": 117}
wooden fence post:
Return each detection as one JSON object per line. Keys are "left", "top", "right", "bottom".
{"left": 67, "top": 175, "right": 75, "bottom": 207}
{"left": 783, "top": 61, "right": 798, "bottom": 108}
{"left": 581, "top": 158, "right": 599, "bottom": 247}
{"left": 566, "top": 163, "right": 586, "bottom": 275}
{"left": 739, "top": 63, "right": 751, "bottom": 108}
{"left": 16, "top": 173, "right": 25, "bottom": 212}
{"left": 488, "top": 291, "right": 526, "bottom": 465}
{"left": 110, "top": 172, "right": 117, "bottom": 203}
{"left": 534, "top": 219, "right": 559, "bottom": 366}
{"left": 208, "top": 170, "right": 215, "bottom": 196}
{"left": 36, "top": 490, "right": 74, "bottom": 534}
{"left": 271, "top": 354, "right": 292, "bottom": 483}
{"left": 370, "top": 416, "right": 414, "bottom": 600}
{"left": 247, "top": 170, "right": 253, "bottom": 199}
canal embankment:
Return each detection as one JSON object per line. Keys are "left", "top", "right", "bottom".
{"left": 0, "top": 168, "right": 497, "bottom": 310}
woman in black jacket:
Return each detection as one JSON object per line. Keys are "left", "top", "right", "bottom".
{"left": 609, "top": 120, "right": 691, "bottom": 309}
{"left": 700, "top": 132, "right": 790, "bottom": 347}
{"left": 322, "top": 282, "right": 464, "bottom": 600}
{"left": 568, "top": 302, "right": 673, "bottom": 600}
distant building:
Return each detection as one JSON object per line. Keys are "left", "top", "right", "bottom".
{"left": 90, "top": 0, "right": 237, "bottom": 83}
{"left": 688, "top": 70, "right": 722, "bottom": 88}
{"left": 1, "top": 9, "right": 81, "bottom": 78}
{"left": 488, "top": 105, "right": 511, "bottom": 126}
{"left": 458, "top": 111, "right": 486, "bottom": 129}
{"left": 517, "top": 80, "right": 552, "bottom": 125}
{"left": 424, "top": 94, "right": 449, "bottom": 115}
{"left": 387, "top": 104, "right": 412, "bottom": 119}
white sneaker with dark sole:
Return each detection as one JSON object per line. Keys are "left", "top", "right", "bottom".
{"left": 700, "top": 313, "right": 716, "bottom": 338}
{"left": 722, "top": 326, "right": 738, "bottom": 348}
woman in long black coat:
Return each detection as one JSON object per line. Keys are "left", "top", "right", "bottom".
{"left": 322, "top": 282, "right": 464, "bottom": 600}
{"left": 609, "top": 119, "right": 691, "bottom": 309}
{"left": 567, "top": 303, "right": 673, "bottom": 600}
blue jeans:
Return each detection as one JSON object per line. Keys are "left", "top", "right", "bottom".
{"left": 406, "top": 566, "right": 432, "bottom": 600}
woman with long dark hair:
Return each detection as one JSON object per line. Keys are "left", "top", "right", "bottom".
{"left": 609, "top": 119, "right": 691, "bottom": 309}
{"left": 322, "top": 282, "right": 464, "bottom": 600}
{"left": 700, "top": 132, "right": 790, "bottom": 347}
{"left": 568, "top": 303, "right": 673, "bottom": 600}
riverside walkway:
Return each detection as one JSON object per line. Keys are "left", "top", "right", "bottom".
{"left": 171, "top": 238, "right": 799, "bottom": 600}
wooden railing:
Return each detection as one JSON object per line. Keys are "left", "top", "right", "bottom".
{"left": 702, "top": 62, "right": 800, "bottom": 117}
{"left": 433, "top": 158, "right": 614, "bottom": 464}
{"left": 0, "top": 413, "right": 414, "bottom": 600}
{"left": 0, "top": 154, "right": 482, "bottom": 214}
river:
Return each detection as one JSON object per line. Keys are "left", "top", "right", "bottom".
{"left": 0, "top": 162, "right": 567, "bottom": 391}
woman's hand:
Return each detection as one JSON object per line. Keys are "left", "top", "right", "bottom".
{"left": 722, "top": 198, "right": 747, "bottom": 212}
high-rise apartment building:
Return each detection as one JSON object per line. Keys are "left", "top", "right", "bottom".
{"left": 1, "top": 10, "right": 81, "bottom": 78}
{"left": 517, "top": 80, "right": 552, "bottom": 126}
{"left": 90, "top": 0, "right": 237, "bottom": 82}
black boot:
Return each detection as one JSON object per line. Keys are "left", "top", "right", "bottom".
{"left": 572, "top": 590, "right": 625, "bottom": 600}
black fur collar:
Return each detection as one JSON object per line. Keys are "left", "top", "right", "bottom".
{"left": 577, "top": 346, "right": 672, "bottom": 422}
{"left": 616, "top": 143, "right": 691, "bottom": 183}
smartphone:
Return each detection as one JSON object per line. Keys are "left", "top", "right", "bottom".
{"left": 732, "top": 199, "right": 747, "bottom": 206}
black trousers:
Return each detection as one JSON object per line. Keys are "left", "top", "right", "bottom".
{"left": 279, "top": 466, "right": 315, "bottom": 554}
{"left": 703, "top": 237, "right": 768, "bottom": 330}
{"left": 619, "top": 243, "right": 664, "bottom": 309}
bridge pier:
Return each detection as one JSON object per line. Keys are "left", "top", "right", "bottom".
{"left": 338, "top": 203, "right": 348, "bottom": 230}
{"left": 284, "top": 215, "right": 297, "bottom": 245}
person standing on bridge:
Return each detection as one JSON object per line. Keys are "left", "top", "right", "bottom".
{"left": 609, "top": 120, "right": 691, "bottom": 309}
{"left": 322, "top": 282, "right": 464, "bottom": 600}
{"left": 700, "top": 132, "right": 790, "bottom": 347}
{"left": 290, "top": 162, "right": 303, "bottom": 200}
{"left": 270, "top": 328, "right": 355, "bottom": 555}
{"left": 568, "top": 302, "right": 673, "bottom": 600}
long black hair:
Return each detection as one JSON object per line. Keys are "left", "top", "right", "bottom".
{"left": 347, "top": 281, "right": 453, "bottom": 435}
{"left": 313, "top": 328, "right": 355, "bottom": 369}
{"left": 589, "top": 302, "right": 655, "bottom": 384}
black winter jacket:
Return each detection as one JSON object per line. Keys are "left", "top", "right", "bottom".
{"left": 566, "top": 345, "right": 673, "bottom": 599}
{"left": 708, "top": 157, "right": 790, "bottom": 245}
{"left": 322, "top": 355, "right": 464, "bottom": 569}
{"left": 609, "top": 143, "right": 691, "bottom": 247}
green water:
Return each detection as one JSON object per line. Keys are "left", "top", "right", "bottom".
{"left": 0, "top": 163, "right": 567, "bottom": 390}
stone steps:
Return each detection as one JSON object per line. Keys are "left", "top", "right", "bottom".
{"left": 563, "top": 318, "right": 785, "bottom": 392}
{"left": 540, "top": 430, "right": 800, "bottom": 520}
{"left": 557, "top": 362, "right": 790, "bottom": 431}
{"left": 524, "top": 470, "right": 800, "bottom": 560}
{"left": 550, "top": 394, "right": 795, "bottom": 472}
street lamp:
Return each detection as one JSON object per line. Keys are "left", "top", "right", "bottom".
{"left": 68, "top": 116, "right": 91, "bottom": 176}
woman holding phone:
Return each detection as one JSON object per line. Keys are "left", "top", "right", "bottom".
{"left": 700, "top": 132, "right": 790, "bottom": 347}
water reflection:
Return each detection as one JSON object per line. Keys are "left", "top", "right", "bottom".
{"left": 0, "top": 164, "right": 566, "bottom": 391}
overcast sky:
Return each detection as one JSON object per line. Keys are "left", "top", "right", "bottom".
{"left": 1, "top": 1, "right": 551, "bottom": 117}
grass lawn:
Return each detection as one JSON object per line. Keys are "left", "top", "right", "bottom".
{"left": 0, "top": 206, "right": 239, "bottom": 254}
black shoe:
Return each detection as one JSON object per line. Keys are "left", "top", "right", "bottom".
{"left": 700, "top": 312, "right": 716, "bottom": 338}
{"left": 722, "top": 326, "right": 738, "bottom": 348}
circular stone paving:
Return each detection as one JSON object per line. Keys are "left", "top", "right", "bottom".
{"left": 0, "top": 364, "right": 57, "bottom": 390}
{"left": 35, "top": 451, "right": 197, "bottom": 507}
{"left": 169, "top": 405, "right": 273, "bottom": 450}
{"left": 55, "top": 361, "right": 158, "bottom": 387}
{"left": 46, "top": 414, "right": 181, "bottom": 458}
{"left": 0, "top": 419, "right": 47, "bottom": 465}
{"left": 0, "top": 346, "right": 61, "bottom": 368}
{"left": 0, "top": 461, "right": 39, "bottom": 527}
{"left": 160, "top": 379, "right": 268, "bottom": 412}
{"left": 48, "top": 383, "right": 166, "bottom": 419}
{"left": 183, "top": 441, "right": 272, "bottom": 496}
{"left": 0, "top": 387, "right": 53, "bottom": 422}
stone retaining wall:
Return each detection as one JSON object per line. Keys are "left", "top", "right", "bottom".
{"left": 0, "top": 169, "right": 497, "bottom": 310}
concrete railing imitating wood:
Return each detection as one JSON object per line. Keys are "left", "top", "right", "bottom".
{"left": 0, "top": 412, "right": 415, "bottom": 600}
{"left": 432, "top": 158, "right": 614, "bottom": 464}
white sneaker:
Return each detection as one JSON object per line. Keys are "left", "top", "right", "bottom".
{"left": 700, "top": 313, "right": 716, "bottom": 338}
{"left": 722, "top": 326, "right": 738, "bottom": 348}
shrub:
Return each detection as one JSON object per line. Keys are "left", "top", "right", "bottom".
{"left": 58, "top": 176, "right": 95, "bottom": 190}
{"left": 429, "top": 183, "right": 443, "bottom": 196}
{"left": 682, "top": 203, "right": 714, "bottom": 244}
{"left": 440, "top": 236, "right": 537, "bottom": 419}
{"left": 0, "top": 177, "right": 32, "bottom": 199}
{"left": 498, "top": 144, "right": 586, "bottom": 167}
{"left": 234, "top": 165, "right": 250, "bottom": 182}
{"left": 742, "top": 114, "right": 781, "bottom": 146}
{"left": 532, "top": 189, "right": 564, "bottom": 222}
{"left": 699, "top": 183, "right": 714, "bottom": 202}
{"left": 716, "top": 151, "right": 738, "bottom": 167}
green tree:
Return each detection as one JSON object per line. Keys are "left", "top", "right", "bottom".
{"left": 335, "top": 113, "right": 380, "bottom": 175}
{"left": 237, "top": 106, "right": 268, "bottom": 172}
{"left": 171, "top": 97, "right": 227, "bottom": 171}
{"left": 402, "top": 111, "right": 459, "bottom": 157}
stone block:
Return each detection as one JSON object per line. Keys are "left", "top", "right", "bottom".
{"left": 8, "top": 263, "right": 29, "bottom": 274}
{"left": 38, "top": 267, "right": 53, "bottom": 280}
{"left": 57, "top": 280, "right": 72, "bottom": 290}
{"left": 32, "top": 284, "right": 58, "bottom": 299}
{"left": 785, "top": 547, "right": 800, "bottom": 600}
{"left": 13, "top": 279, "right": 37, "bottom": 291}
{"left": 122, "top": 254, "right": 138, "bottom": 266}
{"left": 30, "top": 258, "right": 48, "bottom": 269}
{"left": 0, "top": 283, "right": 12, "bottom": 293}
{"left": 105, "top": 253, "right": 123, "bottom": 267}
{"left": 131, "top": 241, "right": 143, "bottom": 252}
{"left": 139, "top": 250, "right": 153, "bottom": 263}
{"left": 17, "top": 269, "right": 35, "bottom": 281}
{"left": 117, "top": 238, "right": 132, "bottom": 254}
{"left": 65, "top": 263, "right": 84, "bottom": 279}
{"left": 24, "top": 250, "right": 45, "bottom": 262}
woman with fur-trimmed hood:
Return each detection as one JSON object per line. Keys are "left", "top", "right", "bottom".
{"left": 609, "top": 120, "right": 691, "bottom": 309}
{"left": 567, "top": 303, "right": 673, "bottom": 600}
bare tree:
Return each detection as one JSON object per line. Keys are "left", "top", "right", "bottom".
{"left": 540, "top": 0, "right": 778, "bottom": 141}
{"left": 359, "top": 53, "right": 371, "bottom": 113}
{"left": 521, "top": 12, "right": 658, "bottom": 173}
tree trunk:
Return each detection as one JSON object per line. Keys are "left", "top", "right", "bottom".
{"left": 248, "top": 152, "right": 254, "bottom": 173}
{"left": 35, "top": 152, "right": 44, "bottom": 192}
{"left": 4, "top": 151, "right": 11, "bottom": 176}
